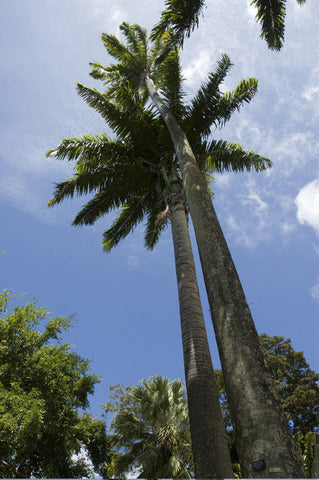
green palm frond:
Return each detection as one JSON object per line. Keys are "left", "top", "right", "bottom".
{"left": 48, "top": 173, "right": 107, "bottom": 207}
{"left": 213, "top": 77, "right": 258, "bottom": 128}
{"left": 120, "top": 22, "right": 148, "bottom": 57}
{"left": 76, "top": 84, "right": 159, "bottom": 154}
{"left": 253, "top": 0, "right": 308, "bottom": 51}
{"left": 203, "top": 139, "right": 273, "bottom": 173}
{"left": 153, "top": 44, "right": 186, "bottom": 121}
{"left": 76, "top": 83, "right": 129, "bottom": 139}
{"left": 144, "top": 203, "right": 169, "bottom": 250}
{"left": 101, "top": 23, "right": 148, "bottom": 90}
{"left": 151, "top": 0, "right": 206, "bottom": 46}
{"left": 46, "top": 133, "right": 131, "bottom": 165}
{"left": 102, "top": 194, "right": 151, "bottom": 252}
{"left": 100, "top": 32, "right": 130, "bottom": 61}
{"left": 89, "top": 62, "right": 110, "bottom": 82}
{"left": 183, "top": 54, "right": 232, "bottom": 141}
{"left": 251, "top": 0, "right": 286, "bottom": 51}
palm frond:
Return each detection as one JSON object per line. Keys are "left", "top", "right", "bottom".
{"left": 89, "top": 62, "right": 110, "bottom": 82}
{"left": 100, "top": 32, "right": 130, "bottom": 61}
{"left": 48, "top": 171, "right": 110, "bottom": 207}
{"left": 102, "top": 194, "right": 150, "bottom": 252}
{"left": 46, "top": 133, "right": 131, "bottom": 165}
{"left": 151, "top": 0, "right": 206, "bottom": 46}
{"left": 76, "top": 84, "right": 158, "bottom": 153}
{"left": 251, "top": 0, "right": 286, "bottom": 51}
{"left": 76, "top": 83, "right": 130, "bottom": 139}
{"left": 144, "top": 202, "right": 169, "bottom": 250}
{"left": 100, "top": 24, "right": 148, "bottom": 91}
{"left": 183, "top": 54, "right": 233, "bottom": 141}
{"left": 212, "top": 77, "right": 258, "bottom": 128}
{"left": 203, "top": 139, "right": 273, "bottom": 173}
{"left": 119, "top": 22, "right": 148, "bottom": 57}
{"left": 153, "top": 45, "right": 186, "bottom": 121}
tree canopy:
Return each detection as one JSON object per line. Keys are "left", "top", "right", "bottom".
{"left": 260, "top": 333, "right": 319, "bottom": 435}
{"left": 48, "top": 24, "right": 271, "bottom": 253}
{"left": 0, "top": 290, "right": 106, "bottom": 478}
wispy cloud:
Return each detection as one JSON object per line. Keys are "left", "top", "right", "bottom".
{"left": 295, "top": 179, "right": 319, "bottom": 236}
{"left": 310, "top": 281, "right": 319, "bottom": 302}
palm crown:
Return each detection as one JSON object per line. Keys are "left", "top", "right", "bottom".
{"left": 48, "top": 23, "right": 271, "bottom": 251}
{"left": 107, "top": 376, "right": 193, "bottom": 478}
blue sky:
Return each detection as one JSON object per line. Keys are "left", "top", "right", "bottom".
{"left": 1, "top": 0, "right": 318, "bottom": 418}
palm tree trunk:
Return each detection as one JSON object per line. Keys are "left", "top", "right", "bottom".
{"left": 145, "top": 74, "right": 305, "bottom": 478}
{"left": 168, "top": 191, "right": 233, "bottom": 479}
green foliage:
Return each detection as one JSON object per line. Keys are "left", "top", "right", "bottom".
{"left": 151, "top": 0, "right": 206, "bottom": 46}
{"left": 202, "top": 139, "right": 272, "bottom": 174}
{"left": 103, "top": 376, "right": 194, "bottom": 479}
{"left": 0, "top": 290, "right": 106, "bottom": 478}
{"left": 294, "top": 431, "right": 318, "bottom": 478}
{"left": 151, "top": 0, "right": 307, "bottom": 51}
{"left": 48, "top": 23, "right": 271, "bottom": 254}
{"left": 259, "top": 334, "right": 319, "bottom": 435}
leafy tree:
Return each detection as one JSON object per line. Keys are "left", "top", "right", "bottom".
{"left": 216, "top": 334, "right": 319, "bottom": 476}
{"left": 151, "top": 0, "right": 307, "bottom": 51}
{"left": 104, "top": 335, "right": 318, "bottom": 478}
{"left": 0, "top": 289, "right": 106, "bottom": 478}
{"left": 103, "top": 376, "right": 194, "bottom": 479}
{"left": 83, "top": 23, "right": 303, "bottom": 477}
{"left": 260, "top": 334, "right": 319, "bottom": 435}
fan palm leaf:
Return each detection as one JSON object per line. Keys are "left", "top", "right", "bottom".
{"left": 109, "top": 376, "right": 193, "bottom": 479}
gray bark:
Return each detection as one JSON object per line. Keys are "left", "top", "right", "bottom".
{"left": 168, "top": 191, "right": 233, "bottom": 479}
{"left": 145, "top": 74, "right": 305, "bottom": 478}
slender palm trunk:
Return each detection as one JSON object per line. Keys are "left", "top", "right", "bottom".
{"left": 145, "top": 74, "right": 305, "bottom": 478}
{"left": 168, "top": 191, "right": 233, "bottom": 479}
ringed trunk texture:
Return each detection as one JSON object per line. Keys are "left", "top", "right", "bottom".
{"left": 169, "top": 193, "right": 233, "bottom": 479}
{"left": 145, "top": 75, "right": 305, "bottom": 478}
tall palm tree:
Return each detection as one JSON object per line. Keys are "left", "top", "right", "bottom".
{"left": 47, "top": 83, "right": 233, "bottom": 478}
{"left": 93, "top": 23, "right": 305, "bottom": 477}
{"left": 108, "top": 376, "right": 193, "bottom": 479}
{"left": 151, "top": 0, "right": 307, "bottom": 51}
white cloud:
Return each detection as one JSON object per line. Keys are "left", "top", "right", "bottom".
{"left": 240, "top": 190, "right": 268, "bottom": 212}
{"left": 311, "top": 281, "right": 319, "bottom": 301}
{"left": 246, "top": 0, "right": 258, "bottom": 19}
{"left": 302, "top": 85, "right": 319, "bottom": 102}
{"left": 183, "top": 49, "right": 212, "bottom": 85}
{"left": 272, "top": 132, "right": 315, "bottom": 176}
{"left": 295, "top": 179, "right": 319, "bottom": 235}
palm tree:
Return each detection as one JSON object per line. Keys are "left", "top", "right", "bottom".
{"left": 94, "top": 23, "right": 305, "bottom": 477}
{"left": 151, "top": 0, "right": 307, "bottom": 51}
{"left": 107, "top": 376, "right": 193, "bottom": 479}
{"left": 47, "top": 82, "right": 233, "bottom": 478}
